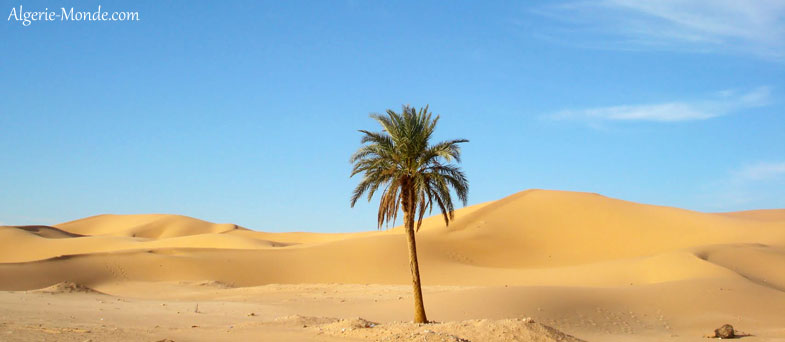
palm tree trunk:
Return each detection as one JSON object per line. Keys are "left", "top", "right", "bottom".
{"left": 403, "top": 184, "right": 428, "bottom": 323}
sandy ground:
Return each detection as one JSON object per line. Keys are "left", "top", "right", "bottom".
{"left": 0, "top": 282, "right": 584, "bottom": 342}
{"left": 1, "top": 189, "right": 784, "bottom": 341}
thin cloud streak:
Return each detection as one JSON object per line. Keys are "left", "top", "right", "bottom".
{"left": 550, "top": 86, "right": 771, "bottom": 123}
{"left": 735, "top": 161, "right": 785, "bottom": 181}
{"left": 534, "top": 0, "right": 785, "bottom": 60}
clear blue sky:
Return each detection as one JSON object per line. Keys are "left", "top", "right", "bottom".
{"left": 2, "top": 1, "right": 784, "bottom": 231}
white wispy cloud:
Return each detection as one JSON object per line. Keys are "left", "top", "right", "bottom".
{"left": 550, "top": 86, "right": 771, "bottom": 122}
{"left": 534, "top": 0, "right": 785, "bottom": 60}
{"left": 735, "top": 161, "right": 785, "bottom": 181}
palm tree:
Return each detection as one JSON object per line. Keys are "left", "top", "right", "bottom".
{"left": 350, "top": 105, "right": 469, "bottom": 323}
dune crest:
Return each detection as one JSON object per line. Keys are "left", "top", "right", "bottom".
{"left": 0, "top": 225, "right": 83, "bottom": 239}
{"left": 54, "top": 214, "right": 241, "bottom": 239}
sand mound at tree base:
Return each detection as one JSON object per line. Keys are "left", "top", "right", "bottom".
{"left": 274, "top": 316, "right": 585, "bottom": 342}
{"left": 34, "top": 281, "right": 103, "bottom": 295}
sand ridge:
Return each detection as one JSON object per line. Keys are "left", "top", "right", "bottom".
{"left": 33, "top": 281, "right": 104, "bottom": 295}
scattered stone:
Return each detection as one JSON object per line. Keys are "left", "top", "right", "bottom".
{"left": 705, "top": 324, "right": 735, "bottom": 339}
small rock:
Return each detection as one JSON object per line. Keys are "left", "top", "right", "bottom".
{"left": 714, "top": 324, "right": 735, "bottom": 339}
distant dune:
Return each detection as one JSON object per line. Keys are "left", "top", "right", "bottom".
{"left": 1, "top": 189, "right": 783, "bottom": 286}
{"left": 717, "top": 208, "right": 785, "bottom": 221}
{"left": 53, "top": 214, "right": 241, "bottom": 238}
{"left": 0, "top": 189, "right": 783, "bottom": 341}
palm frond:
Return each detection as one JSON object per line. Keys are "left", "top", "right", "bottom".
{"left": 350, "top": 105, "right": 469, "bottom": 230}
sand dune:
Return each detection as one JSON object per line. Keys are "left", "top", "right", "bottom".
{"left": 718, "top": 208, "right": 785, "bottom": 221}
{"left": 54, "top": 214, "right": 242, "bottom": 239}
{"left": 418, "top": 190, "right": 785, "bottom": 267}
{"left": 0, "top": 226, "right": 285, "bottom": 263}
{"left": 9, "top": 225, "right": 84, "bottom": 238}
{"left": 0, "top": 189, "right": 783, "bottom": 341}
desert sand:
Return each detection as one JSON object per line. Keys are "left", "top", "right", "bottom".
{"left": 1, "top": 189, "right": 783, "bottom": 341}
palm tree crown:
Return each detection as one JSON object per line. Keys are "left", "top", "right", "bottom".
{"left": 350, "top": 105, "right": 469, "bottom": 230}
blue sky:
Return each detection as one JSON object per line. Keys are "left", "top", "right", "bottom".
{"left": 2, "top": 1, "right": 784, "bottom": 232}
